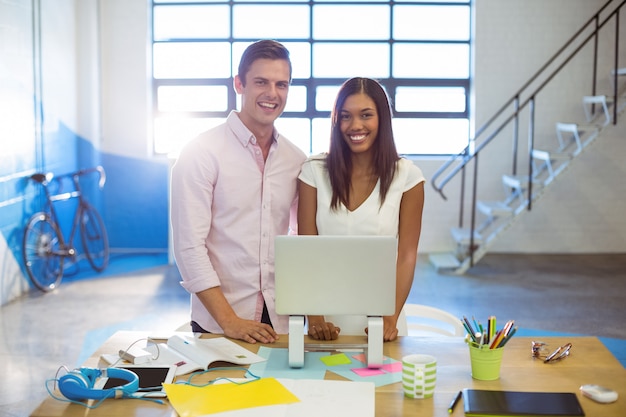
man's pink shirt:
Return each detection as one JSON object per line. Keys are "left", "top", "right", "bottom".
{"left": 171, "top": 111, "right": 307, "bottom": 333}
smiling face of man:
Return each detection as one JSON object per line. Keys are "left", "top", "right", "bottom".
{"left": 234, "top": 58, "right": 291, "bottom": 138}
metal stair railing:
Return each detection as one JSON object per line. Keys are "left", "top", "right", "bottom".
{"left": 429, "top": 0, "right": 625, "bottom": 273}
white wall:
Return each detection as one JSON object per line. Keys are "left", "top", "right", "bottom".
{"left": 40, "top": 0, "right": 77, "bottom": 136}
{"left": 99, "top": 0, "right": 152, "bottom": 158}
{"left": 76, "top": 0, "right": 101, "bottom": 146}
{"left": 497, "top": 121, "right": 626, "bottom": 253}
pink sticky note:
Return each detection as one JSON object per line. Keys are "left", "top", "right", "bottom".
{"left": 381, "top": 361, "right": 402, "bottom": 373}
{"left": 352, "top": 367, "right": 386, "bottom": 377}
{"left": 352, "top": 353, "right": 367, "bottom": 363}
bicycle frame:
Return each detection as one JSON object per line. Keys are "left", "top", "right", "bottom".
{"left": 23, "top": 166, "right": 108, "bottom": 291}
{"left": 40, "top": 167, "right": 105, "bottom": 260}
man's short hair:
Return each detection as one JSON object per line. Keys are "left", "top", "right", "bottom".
{"left": 238, "top": 40, "right": 292, "bottom": 86}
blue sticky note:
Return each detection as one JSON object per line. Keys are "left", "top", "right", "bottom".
{"left": 248, "top": 346, "right": 328, "bottom": 380}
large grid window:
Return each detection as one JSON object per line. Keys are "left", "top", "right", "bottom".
{"left": 152, "top": 1, "right": 471, "bottom": 156}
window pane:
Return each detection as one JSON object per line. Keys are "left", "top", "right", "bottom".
{"left": 312, "top": 118, "right": 331, "bottom": 154}
{"left": 154, "top": 117, "right": 225, "bottom": 155}
{"left": 283, "top": 42, "right": 311, "bottom": 80}
{"left": 157, "top": 86, "right": 229, "bottom": 112}
{"left": 233, "top": 5, "right": 310, "bottom": 38}
{"left": 275, "top": 118, "right": 311, "bottom": 154}
{"left": 154, "top": 0, "right": 226, "bottom": 3}
{"left": 153, "top": 42, "right": 231, "bottom": 79}
{"left": 153, "top": 5, "right": 230, "bottom": 40}
{"left": 232, "top": 41, "right": 311, "bottom": 79}
{"left": 394, "top": 0, "right": 469, "bottom": 3}
{"left": 393, "top": 5, "right": 469, "bottom": 40}
{"left": 313, "top": 5, "right": 389, "bottom": 40}
{"left": 284, "top": 85, "right": 307, "bottom": 112}
{"left": 313, "top": 43, "right": 390, "bottom": 78}
{"left": 395, "top": 86, "right": 466, "bottom": 112}
{"left": 393, "top": 43, "right": 469, "bottom": 78}
{"left": 393, "top": 118, "right": 468, "bottom": 155}
{"left": 234, "top": 0, "right": 309, "bottom": 2}
{"left": 316, "top": 85, "right": 341, "bottom": 111}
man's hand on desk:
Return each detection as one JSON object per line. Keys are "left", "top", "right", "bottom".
{"left": 197, "top": 287, "right": 278, "bottom": 344}
{"left": 307, "top": 315, "right": 341, "bottom": 340}
{"left": 222, "top": 317, "right": 279, "bottom": 344}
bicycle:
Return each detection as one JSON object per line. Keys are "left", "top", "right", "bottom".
{"left": 22, "top": 166, "right": 110, "bottom": 292}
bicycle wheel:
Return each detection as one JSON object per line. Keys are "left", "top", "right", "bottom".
{"left": 79, "top": 202, "right": 109, "bottom": 272}
{"left": 22, "top": 213, "right": 65, "bottom": 292}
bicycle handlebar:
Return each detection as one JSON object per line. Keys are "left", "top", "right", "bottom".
{"left": 28, "top": 166, "right": 106, "bottom": 189}
{"left": 74, "top": 166, "right": 106, "bottom": 189}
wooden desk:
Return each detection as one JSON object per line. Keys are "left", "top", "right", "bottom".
{"left": 31, "top": 331, "right": 626, "bottom": 417}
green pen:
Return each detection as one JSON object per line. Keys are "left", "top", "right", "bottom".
{"left": 498, "top": 326, "right": 518, "bottom": 348}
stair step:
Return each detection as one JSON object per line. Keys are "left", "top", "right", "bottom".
{"left": 477, "top": 200, "right": 514, "bottom": 217}
{"left": 429, "top": 253, "right": 461, "bottom": 270}
{"left": 451, "top": 227, "right": 483, "bottom": 245}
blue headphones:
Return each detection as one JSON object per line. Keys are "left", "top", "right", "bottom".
{"left": 58, "top": 367, "right": 139, "bottom": 401}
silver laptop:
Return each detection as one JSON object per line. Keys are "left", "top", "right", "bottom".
{"left": 275, "top": 235, "right": 397, "bottom": 316}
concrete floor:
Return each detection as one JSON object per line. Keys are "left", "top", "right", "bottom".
{"left": 1, "top": 253, "right": 625, "bottom": 416}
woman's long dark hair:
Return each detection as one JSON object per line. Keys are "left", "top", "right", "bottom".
{"left": 327, "top": 77, "right": 399, "bottom": 210}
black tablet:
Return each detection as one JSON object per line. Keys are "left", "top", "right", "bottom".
{"left": 100, "top": 365, "right": 176, "bottom": 392}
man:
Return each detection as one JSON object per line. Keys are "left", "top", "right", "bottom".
{"left": 170, "top": 40, "right": 307, "bottom": 344}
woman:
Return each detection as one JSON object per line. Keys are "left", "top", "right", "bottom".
{"left": 298, "top": 77, "right": 425, "bottom": 342}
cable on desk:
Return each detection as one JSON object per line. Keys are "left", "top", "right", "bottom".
{"left": 179, "top": 366, "right": 261, "bottom": 387}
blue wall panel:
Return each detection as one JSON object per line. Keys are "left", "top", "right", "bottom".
{"left": 99, "top": 153, "right": 169, "bottom": 251}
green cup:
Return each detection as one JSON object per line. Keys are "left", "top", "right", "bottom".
{"left": 468, "top": 344, "right": 504, "bottom": 380}
{"left": 402, "top": 354, "right": 437, "bottom": 399}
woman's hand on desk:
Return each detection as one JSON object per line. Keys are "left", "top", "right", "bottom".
{"left": 307, "top": 316, "right": 341, "bottom": 340}
{"left": 366, "top": 316, "right": 399, "bottom": 342}
{"left": 383, "top": 316, "right": 399, "bottom": 341}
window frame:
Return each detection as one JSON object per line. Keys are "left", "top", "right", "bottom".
{"left": 151, "top": 0, "right": 472, "bottom": 157}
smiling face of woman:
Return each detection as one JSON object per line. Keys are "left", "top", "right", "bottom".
{"left": 339, "top": 93, "right": 379, "bottom": 155}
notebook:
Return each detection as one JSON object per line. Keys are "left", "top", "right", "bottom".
{"left": 274, "top": 235, "right": 397, "bottom": 316}
{"left": 462, "top": 389, "right": 585, "bottom": 417}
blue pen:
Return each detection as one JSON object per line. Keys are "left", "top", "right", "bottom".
{"left": 472, "top": 316, "right": 480, "bottom": 333}
{"left": 461, "top": 319, "right": 477, "bottom": 343}
{"left": 463, "top": 316, "right": 476, "bottom": 336}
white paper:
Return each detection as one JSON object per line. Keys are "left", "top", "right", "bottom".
{"left": 145, "top": 343, "right": 202, "bottom": 376}
{"left": 201, "top": 378, "right": 375, "bottom": 417}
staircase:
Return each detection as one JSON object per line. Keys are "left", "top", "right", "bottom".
{"left": 430, "top": 93, "right": 625, "bottom": 273}
{"left": 428, "top": 0, "right": 626, "bottom": 274}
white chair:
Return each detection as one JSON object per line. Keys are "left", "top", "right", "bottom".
{"left": 175, "top": 322, "right": 192, "bottom": 332}
{"left": 398, "top": 304, "right": 465, "bottom": 337}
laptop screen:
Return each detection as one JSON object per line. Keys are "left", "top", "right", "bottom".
{"left": 274, "top": 235, "right": 397, "bottom": 316}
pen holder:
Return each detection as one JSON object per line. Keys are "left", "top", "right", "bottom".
{"left": 468, "top": 344, "right": 504, "bottom": 380}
